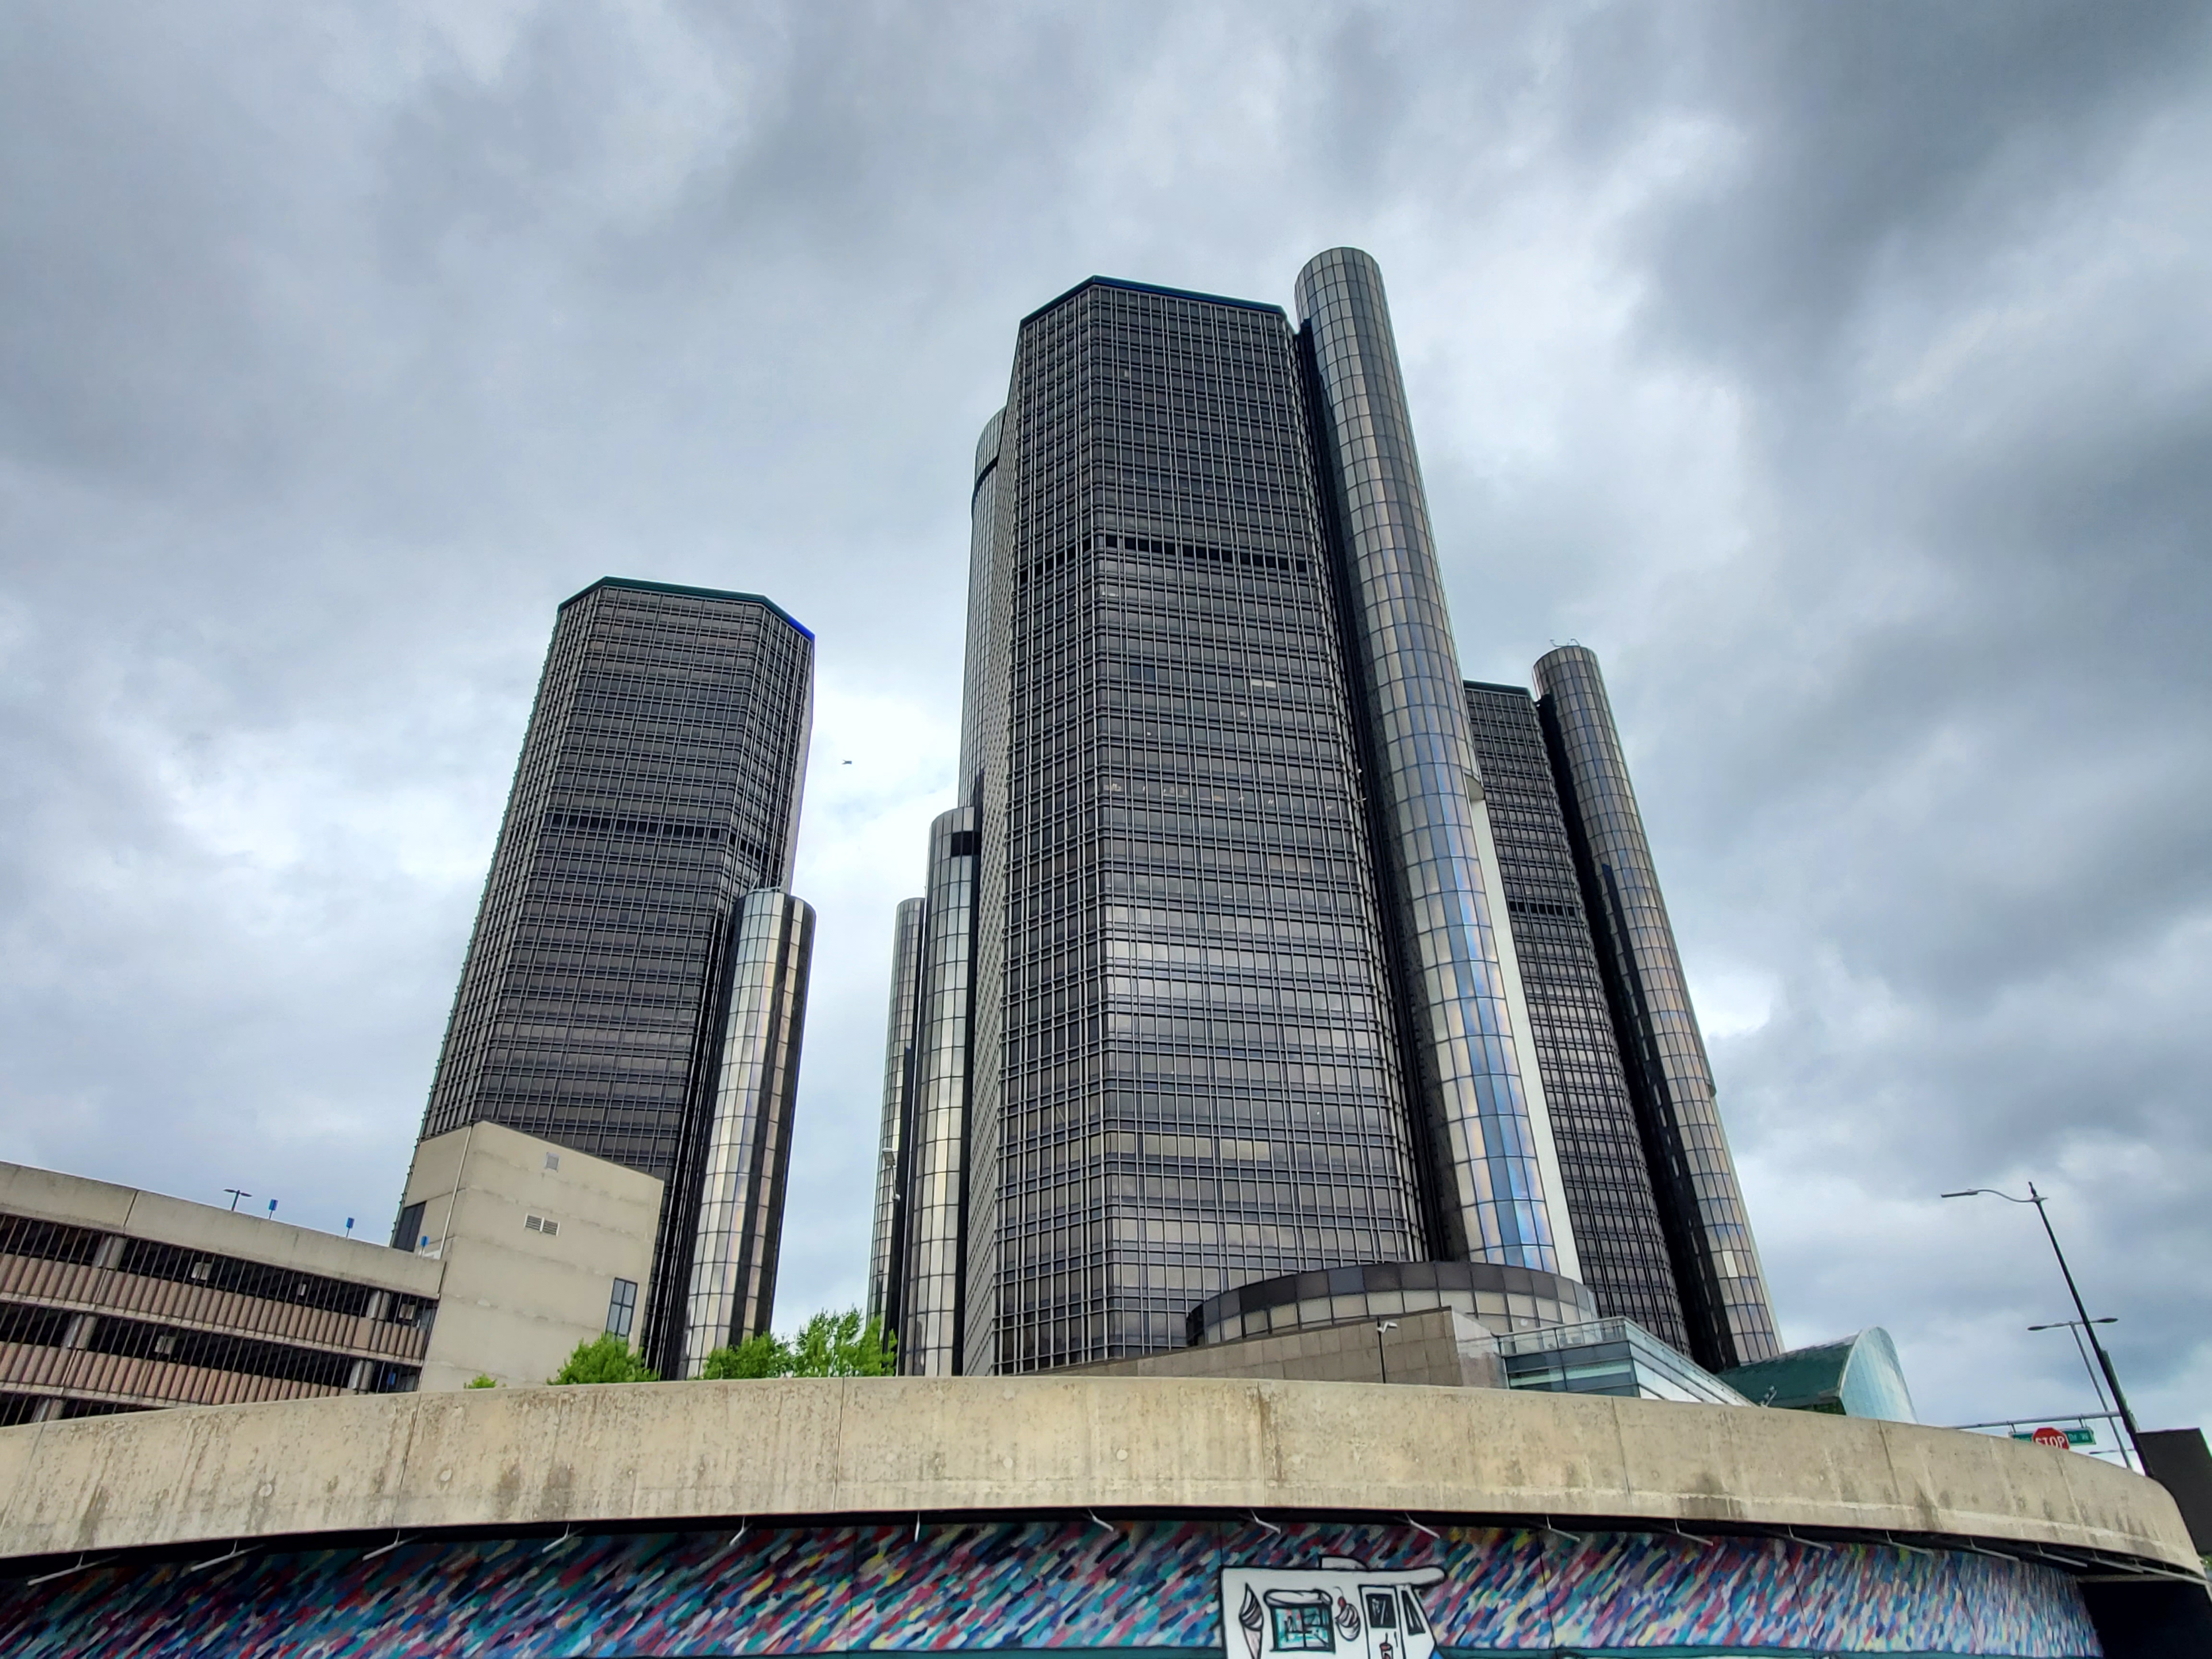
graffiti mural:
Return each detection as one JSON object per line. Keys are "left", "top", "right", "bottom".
{"left": 0, "top": 1517, "right": 2102, "bottom": 1658}
{"left": 1222, "top": 1558, "right": 1444, "bottom": 1659}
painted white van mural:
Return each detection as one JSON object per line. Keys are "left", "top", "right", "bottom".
{"left": 1221, "top": 1557, "right": 1445, "bottom": 1659}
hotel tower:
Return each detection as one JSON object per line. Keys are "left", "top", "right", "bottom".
{"left": 413, "top": 577, "right": 817, "bottom": 1379}
{"left": 873, "top": 252, "right": 1778, "bottom": 1379}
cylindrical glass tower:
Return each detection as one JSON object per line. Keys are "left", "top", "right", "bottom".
{"left": 1296, "top": 247, "right": 1570, "bottom": 1275}
{"left": 678, "top": 887, "right": 815, "bottom": 1376}
{"left": 1533, "top": 644, "right": 1779, "bottom": 1369}
{"left": 868, "top": 896, "right": 927, "bottom": 1332}
{"left": 899, "top": 805, "right": 978, "bottom": 1375}
{"left": 959, "top": 410, "right": 1006, "bottom": 804}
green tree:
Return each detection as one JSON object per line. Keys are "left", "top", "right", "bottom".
{"left": 697, "top": 1310, "right": 895, "bottom": 1379}
{"left": 792, "top": 1309, "right": 897, "bottom": 1376}
{"left": 548, "top": 1334, "right": 660, "bottom": 1384}
{"left": 701, "top": 1332, "right": 792, "bottom": 1379}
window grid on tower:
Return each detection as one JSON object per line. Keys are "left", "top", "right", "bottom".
{"left": 421, "top": 584, "right": 813, "bottom": 1186}
{"left": 1462, "top": 681, "right": 1689, "bottom": 1352}
{"left": 983, "top": 279, "right": 1427, "bottom": 1372}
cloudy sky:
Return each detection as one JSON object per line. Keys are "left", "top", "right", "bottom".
{"left": 3, "top": 1, "right": 2208, "bottom": 1436}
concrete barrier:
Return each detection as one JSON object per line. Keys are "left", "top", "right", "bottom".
{"left": 0, "top": 1375, "right": 2195, "bottom": 1572}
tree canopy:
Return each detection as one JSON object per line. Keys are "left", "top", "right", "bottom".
{"left": 700, "top": 1309, "right": 895, "bottom": 1379}
{"left": 541, "top": 1310, "right": 892, "bottom": 1384}
{"left": 548, "top": 1334, "right": 660, "bottom": 1384}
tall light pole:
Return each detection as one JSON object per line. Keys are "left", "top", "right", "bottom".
{"left": 1942, "top": 1182, "right": 2144, "bottom": 1469}
{"left": 1374, "top": 1320, "right": 1399, "bottom": 1385}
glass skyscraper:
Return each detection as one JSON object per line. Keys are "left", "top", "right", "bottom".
{"left": 416, "top": 577, "right": 817, "bottom": 1377}
{"left": 874, "top": 252, "right": 1778, "bottom": 1375}
{"left": 1462, "top": 680, "right": 1690, "bottom": 1354}
{"left": 1532, "top": 645, "right": 1779, "bottom": 1370}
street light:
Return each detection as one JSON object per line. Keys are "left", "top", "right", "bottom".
{"left": 2028, "top": 1319, "right": 2121, "bottom": 1434}
{"left": 1942, "top": 1183, "right": 2144, "bottom": 1468}
{"left": 1374, "top": 1320, "right": 1399, "bottom": 1385}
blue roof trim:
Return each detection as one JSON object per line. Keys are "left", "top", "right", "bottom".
{"left": 1020, "top": 275, "right": 1286, "bottom": 329}
{"left": 559, "top": 577, "right": 814, "bottom": 640}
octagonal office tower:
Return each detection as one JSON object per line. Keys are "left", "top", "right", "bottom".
{"left": 413, "top": 578, "right": 817, "bottom": 1380}
{"left": 876, "top": 252, "right": 1776, "bottom": 1379}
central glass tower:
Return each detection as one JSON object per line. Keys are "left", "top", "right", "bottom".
{"left": 875, "top": 253, "right": 1778, "bottom": 1376}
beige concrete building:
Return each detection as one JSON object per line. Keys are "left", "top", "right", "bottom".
{"left": 0, "top": 1121, "right": 663, "bottom": 1418}
{"left": 0, "top": 1161, "right": 442, "bottom": 1421}
{"left": 396, "top": 1120, "right": 662, "bottom": 1390}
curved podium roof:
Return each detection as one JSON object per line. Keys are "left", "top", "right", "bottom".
{"left": 0, "top": 1376, "right": 2194, "bottom": 1575}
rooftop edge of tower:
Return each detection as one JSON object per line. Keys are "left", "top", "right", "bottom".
{"left": 1292, "top": 245, "right": 1385, "bottom": 319}
{"left": 1019, "top": 274, "right": 1287, "bottom": 330}
{"left": 558, "top": 577, "right": 814, "bottom": 641}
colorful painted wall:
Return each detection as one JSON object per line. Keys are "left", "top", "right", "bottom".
{"left": 0, "top": 1516, "right": 2100, "bottom": 1658}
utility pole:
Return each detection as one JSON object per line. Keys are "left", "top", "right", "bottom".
{"left": 1943, "top": 1182, "right": 2144, "bottom": 1470}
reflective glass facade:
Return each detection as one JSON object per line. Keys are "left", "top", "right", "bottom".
{"left": 959, "top": 413, "right": 1007, "bottom": 800}
{"left": 960, "top": 412, "right": 1013, "bottom": 1372}
{"left": 969, "top": 275, "right": 1429, "bottom": 1372}
{"left": 676, "top": 888, "right": 814, "bottom": 1376}
{"left": 868, "top": 898, "right": 926, "bottom": 1330}
{"left": 875, "top": 252, "right": 1775, "bottom": 1379}
{"left": 1295, "top": 250, "right": 1565, "bottom": 1276}
{"left": 1718, "top": 1327, "right": 1918, "bottom": 1422}
{"left": 418, "top": 577, "right": 815, "bottom": 1373}
{"left": 899, "top": 807, "right": 978, "bottom": 1375}
{"left": 1533, "top": 644, "right": 1779, "bottom": 1370}
{"left": 1495, "top": 1317, "right": 1749, "bottom": 1406}
{"left": 1188, "top": 1259, "right": 1596, "bottom": 1347}
{"left": 1461, "top": 681, "right": 1688, "bottom": 1350}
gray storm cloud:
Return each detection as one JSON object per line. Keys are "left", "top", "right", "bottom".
{"left": 1, "top": 0, "right": 2207, "bottom": 1431}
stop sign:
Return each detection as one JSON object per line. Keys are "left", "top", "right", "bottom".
{"left": 2031, "top": 1426, "right": 2070, "bottom": 1448}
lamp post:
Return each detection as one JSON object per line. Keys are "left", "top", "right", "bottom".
{"left": 1374, "top": 1319, "right": 1399, "bottom": 1385}
{"left": 1942, "top": 1183, "right": 2144, "bottom": 1469}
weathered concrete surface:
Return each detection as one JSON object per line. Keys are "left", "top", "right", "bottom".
{"left": 0, "top": 1377, "right": 2195, "bottom": 1573}
{"left": 402, "top": 1120, "right": 663, "bottom": 1392}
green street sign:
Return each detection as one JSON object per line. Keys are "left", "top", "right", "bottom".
{"left": 2012, "top": 1427, "right": 2095, "bottom": 1447}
